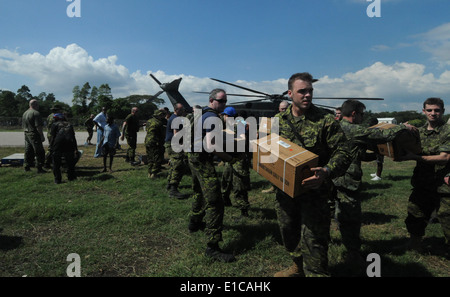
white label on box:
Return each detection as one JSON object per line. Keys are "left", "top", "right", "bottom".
{"left": 277, "top": 140, "right": 291, "bottom": 149}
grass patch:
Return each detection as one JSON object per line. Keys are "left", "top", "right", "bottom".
{"left": 0, "top": 145, "right": 449, "bottom": 277}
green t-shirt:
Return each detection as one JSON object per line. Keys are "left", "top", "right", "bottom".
{"left": 22, "top": 109, "right": 43, "bottom": 133}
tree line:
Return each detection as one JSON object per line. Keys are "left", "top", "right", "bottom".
{"left": 0, "top": 83, "right": 165, "bottom": 123}
{"left": 0, "top": 83, "right": 446, "bottom": 128}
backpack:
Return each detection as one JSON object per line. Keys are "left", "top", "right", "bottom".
{"left": 53, "top": 121, "right": 76, "bottom": 149}
{"left": 188, "top": 107, "right": 220, "bottom": 153}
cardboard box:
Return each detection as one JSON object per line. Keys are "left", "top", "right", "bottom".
{"left": 252, "top": 134, "right": 319, "bottom": 198}
{"left": 369, "top": 123, "right": 421, "bottom": 160}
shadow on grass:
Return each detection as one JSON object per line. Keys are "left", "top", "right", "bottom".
{"left": 226, "top": 221, "right": 282, "bottom": 254}
{"left": 249, "top": 180, "right": 274, "bottom": 191}
{"left": 330, "top": 236, "right": 438, "bottom": 277}
{"left": 362, "top": 211, "right": 398, "bottom": 225}
{"left": 0, "top": 229, "right": 23, "bottom": 251}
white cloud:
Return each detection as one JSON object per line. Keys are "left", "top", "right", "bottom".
{"left": 416, "top": 22, "right": 450, "bottom": 67}
{"left": 315, "top": 62, "right": 450, "bottom": 112}
{"left": 1, "top": 44, "right": 449, "bottom": 113}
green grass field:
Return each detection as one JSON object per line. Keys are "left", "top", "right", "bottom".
{"left": 0, "top": 144, "right": 449, "bottom": 277}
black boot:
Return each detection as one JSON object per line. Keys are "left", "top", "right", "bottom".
{"left": 168, "top": 185, "right": 189, "bottom": 199}
{"left": 205, "top": 245, "right": 236, "bottom": 263}
{"left": 188, "top": 220, "right": 206, "bottom": 233}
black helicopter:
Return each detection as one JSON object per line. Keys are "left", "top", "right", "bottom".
{"left": 150, "top": 74, "right": 383, "bottom": 118}
{"left": 197, "top": 78, "right": 384, "bottom": 118}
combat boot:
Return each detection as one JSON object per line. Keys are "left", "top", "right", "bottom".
{"left": 168, "top": 185, "right": 189, "bottom": 199}
{"left": 37, "top": 167, "right": 47, "bottom": 174}
{"left": 205, "top": 245, "right": 236, "bottom": 263}
{"left": 188, "top": 220, "right": 206, "bottom": 233}
{"left": 274, "top": 261, "right": 305, "bottom": 277}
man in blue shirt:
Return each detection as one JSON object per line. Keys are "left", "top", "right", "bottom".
{"left": 187, "top": 89, "right": 240, "bottom": 263}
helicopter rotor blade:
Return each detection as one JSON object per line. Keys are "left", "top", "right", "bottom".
{"left": 314, "top": 103, "right": 340, "bottom": 109}
{"left": 210, "top": 78, "right": 271, "bottom": 97}
{"left": 314, "top": 97, "right": 384, "bottom": 101}
{"left": 194, "top": 91, "right": 266, "bottom": 98}
{"left": 153, "top": 90, "right": 165, "bottom": 98}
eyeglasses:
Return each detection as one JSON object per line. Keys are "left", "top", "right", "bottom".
{"left": 214, "top": 99, "right": 227, "bottom": 104}
{"left": 425, "top": 109, "right": 441, "bottom": 112}
{"left": 298, "top": 88, "right": 314, "bottom": 95}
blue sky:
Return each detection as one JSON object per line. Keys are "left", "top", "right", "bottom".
{"left": 1, "top": 0, "right": 450, "bottom": 112}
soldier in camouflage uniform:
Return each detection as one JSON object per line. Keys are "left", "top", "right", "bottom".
{"left": 187, "top": 89, "right": 239, "bottom": 263}
{"left": 332, "top": 100, "right": 416, "bottom": 270}
{"left": 272, "top": 73, "right": 355, "bottom": 277}
{"left": 398, "top": 97, "right": 450, "bottom": 256}
{"left": 44, "top": 104, "right": 62, "bottom": 168}
{"left": 145, "top": 109, "right": 166, "bottom": 179}
{"left": 165, "top": 103, "right": 189, "bottom": 199}
{"left": 121, "top": 107, "right": 141, "bottom": 165}
{"left": 220, "top": 107, "right": 250, "bottom": 217}
{"left": 50, "top": 113, "right": 78, "bottom": 184}
{"left": 22, "top": 99, "right": 47, "bottom": 173}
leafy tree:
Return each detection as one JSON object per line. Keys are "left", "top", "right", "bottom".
{"left": 0, "top": 90, "right": 17, "bottom": 117}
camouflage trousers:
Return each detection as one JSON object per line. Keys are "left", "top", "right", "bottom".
{"left": 126, "top": 134, "right": 137, "bottom": 161}
{"left": 275, "top": 187, "right": 332, "bottom": 277}
{"left": 406, "top": 188, "right": 450, "bottom": 245}
{"left": 53, "top": 149, "right": 76, "bottom": 183}
{"left": 165, "top": 142, "right": 188, "bottom": 187}
{"left": 146, "top": 143, "right": 164, "bottom": 175}
{"left": 188, "top": 153, "right": 224, "bottom": 247}
{"left": 221, "top": 158, "right": 250, "bottom": 211}
{"left": 333, "top": 187, "right": 362, "bottom": 253}
{"left": 24, "top": 132, "right": 45, "bottom": 168}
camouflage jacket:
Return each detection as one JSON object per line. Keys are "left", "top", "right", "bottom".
{"left": 412, "top": 121, "right": 450, "bottom": 193}
{"left": 144, "top": 117, "right": 166, "bottom": 147}
{"left": 333, "top": 119, "right": 406, "bottom": 191}
{"left": 273, "top": 104, "right": 355, "bottom": 180}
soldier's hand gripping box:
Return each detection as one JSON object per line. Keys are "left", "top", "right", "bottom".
{"left": 251, "top": 134, "right": 319, "bottom": 198}
{"left": 369, "top": 123, "right": 421, "bottom": 161}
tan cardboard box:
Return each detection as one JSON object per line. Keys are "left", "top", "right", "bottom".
{"left": 252, "top": 134, "right": 319, "bottom": 198}
{"left": 369, "top": 123, "right": 421, "bottom": 160}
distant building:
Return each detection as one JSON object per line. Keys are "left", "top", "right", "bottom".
{"left": 377, "top": 118, "right": 397, "bottom": 124}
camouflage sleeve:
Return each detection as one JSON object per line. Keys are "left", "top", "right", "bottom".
{"left": 362, "top": 124, "right": 407, "bottom": 144}
{"left": 439, "top": 125, "right": 450, "bottom": 153}
{"left": 324, "top": 118, "right": 356, "bottom": 179}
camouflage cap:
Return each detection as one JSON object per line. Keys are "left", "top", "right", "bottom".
{"left": 154, "top": 110, "right": 165, "bottom": 117}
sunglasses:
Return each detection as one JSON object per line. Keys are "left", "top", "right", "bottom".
{"left": 425, "top": 109, "right": 442, "bottom": 112}
{"left": 214, "top": 99, "right": 227, "bottom": 104}
{"left": 298, "top": 88, "right": 314, "bottom": 95}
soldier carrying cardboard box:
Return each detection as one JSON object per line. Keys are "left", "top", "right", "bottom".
{"left": 271, "top": 73, "right": 355, "bottom": 277}
{"left": 332, "top": 99, "right": 417, "bottom": 273}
